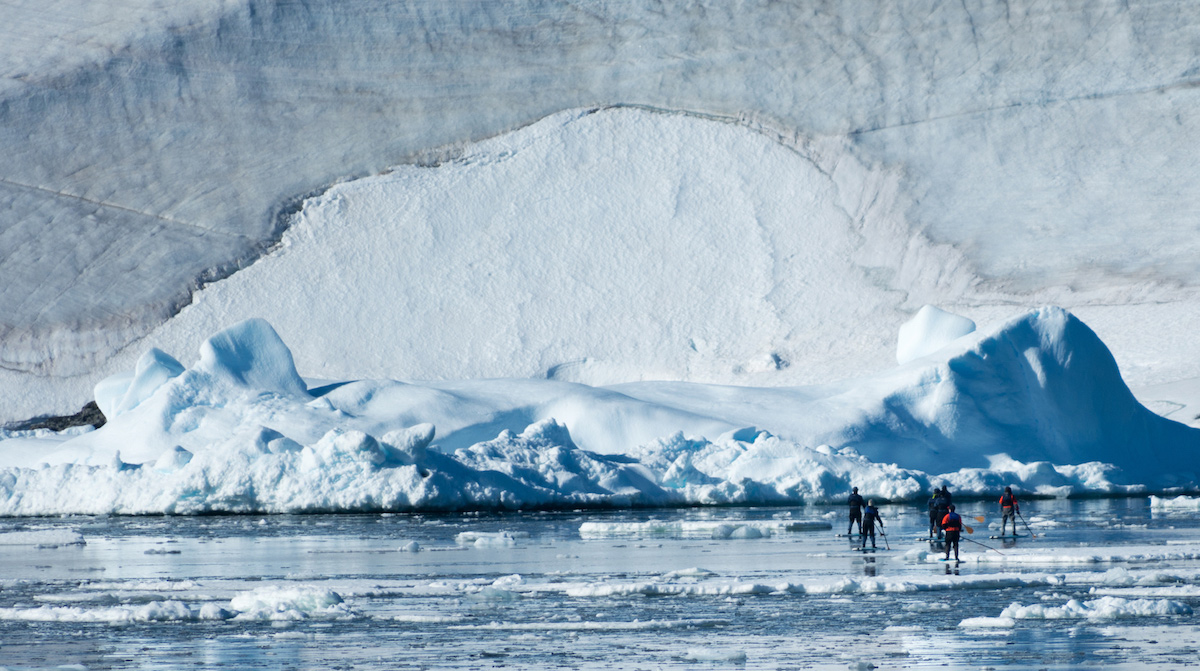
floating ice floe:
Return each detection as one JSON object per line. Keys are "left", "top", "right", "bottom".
{"left": 0, "top": 529, "right": 85, "bottom": 547}
{"left": 578, "top": 519, "right": 831, "bottom": 539}
{"left": 0, "top": 584, "right": 354, "bottom": 624}
{"left": 229, "top": 585, "right": 352, "bottom": 621}
{"left": 456, "top": 531, "right": 527, "bottom": 548}
{"left": 962, "top": 596, "right": 1193, "bottom": 628}
{"left": 682, "top": 648, "right": 748, "bottom": 663}
{"left": 1150, "top": 495, "right": 1200, "bottom": 510}
{"left": 0, "top": 600, "right": 229, "bottom": 623}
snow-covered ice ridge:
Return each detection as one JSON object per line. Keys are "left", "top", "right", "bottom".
{"left": 4, "top": 4, "right": 1200, "bottom": 427}
{"left": 1, "top": 306, "right": 1196, "bottom": 515}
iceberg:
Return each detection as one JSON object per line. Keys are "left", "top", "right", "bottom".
{"left": 0, "top": 306, "right": 1195, "bottom": 515}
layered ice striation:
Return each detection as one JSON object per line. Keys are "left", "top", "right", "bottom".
{"left": 0, "top": 306, "right": 1196, "bottom": 515}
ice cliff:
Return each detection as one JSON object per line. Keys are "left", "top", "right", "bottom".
{"left": 3, "top": 1, "right": 1200, "bottom": 424}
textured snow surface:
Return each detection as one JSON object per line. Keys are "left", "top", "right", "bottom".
{"left": 1, "top": 307, "right": 1196, "bottom": 515}
{"left": 3, "top": 2, "right": 1200, "bottom": 427}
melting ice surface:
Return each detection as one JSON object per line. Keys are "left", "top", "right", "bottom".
{"left": 1, "top": 303, "right": 1199, "bottom": 516}
{"left": 3, "top": 498, "right": 1200, "bottom": 670}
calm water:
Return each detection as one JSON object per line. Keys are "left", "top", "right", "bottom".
{"left": 2, "top": 498, "right": 1199, "bottom": 670}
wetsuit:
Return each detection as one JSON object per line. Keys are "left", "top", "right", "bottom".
{"left": 933, "top": 492, "right": 950, "bottom": 539}
{"left": 848, "top": 492, "right": 864, "bottom": 534}
{"left": 1000, "top": 491, "right": 1019, "bottom": 536}
{"left": 941, "top": 511, "right": 962, "bottom": 560}
{"left": 861, "top": 504, "right": 882, "bottom": 549}
{"left": 927, "top": 494, "right": 939, "bottom": 539}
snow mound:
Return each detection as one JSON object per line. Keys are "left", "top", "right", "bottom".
{"left": 95, "top": 348, "right": 186, "bottom": 420}
{"left": 896, "top": 305, "right": 976, "bottom": 365}
{"left": 195, "top": 318, "right": 309, "bottom": 399}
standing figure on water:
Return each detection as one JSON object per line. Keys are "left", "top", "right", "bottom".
{"left": 847, "top": 487, "right": 864, "bottom": 536}
{"left": 999, "top": 486, "right": 1020, "bottom": 537}
{"left": 932, "top": 486, "right": 951, "bottom": 540}
{"left": 941, "top": 504, "right": 963, "bottom": 561}
{"left": 927, "top": 489, "right": 940, "bottom": 539}
{"left": 861, "top": 500, "right": 883, "bottom": 549}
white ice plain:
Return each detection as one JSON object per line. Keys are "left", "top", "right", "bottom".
{"left": 1, "top": 301, "right": 1196, "bottom": 515}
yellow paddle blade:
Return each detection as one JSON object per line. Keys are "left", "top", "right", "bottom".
{"left": 973, "top": 516, "right": 986, "bottom": 522}
{"left": 964, "top": 525, "right": 973, "bottom": 534}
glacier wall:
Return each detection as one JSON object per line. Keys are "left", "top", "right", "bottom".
{"left": 3, "top": 0, "right": 1200, "bottom": 422}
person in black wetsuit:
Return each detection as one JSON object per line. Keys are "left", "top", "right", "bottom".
{"left": 861, "top": 500, "right": 883, "bottom": 549}
{"left": 847, "top": 487, "right": 864, "bottom": 535}
{"left": 926, "top": 489, "right": 940, "bottom": 539}
{"left": 999, "top": 486, "right": 1020, "bottom": 537}
{"left": 941, "top": 504, "right": 963, "bottom": 561}
{"left": 933, "top": 486, "right": 951, "bottom": 540}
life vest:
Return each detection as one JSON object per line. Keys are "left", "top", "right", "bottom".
{"left": 848, "top": 493, "right": 864, "bottom": 510}
{"left": 1000, "top": 492, "right": 1015, "bottom": 509}
{"left": 941, "top": 512, "right": 962, "bottom": 532}
{"left": 863, "top": 506, "right": 880, "bottom": 526}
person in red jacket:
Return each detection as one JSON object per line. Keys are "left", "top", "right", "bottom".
{"left": 999, "top": 486, "right": 1020, "bottom": 537}
{"left": 941, "top": 504, "right": 963, "bottom": 561}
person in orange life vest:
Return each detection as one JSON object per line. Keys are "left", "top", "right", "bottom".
{"left": 999, "top": 486, "right": 1020, "bottom": 536}
{"left": 861, "top": 500, "right": 883, "bottom": 549}
{"left": 847, "top": 487, "right": 865, "bottom": 535}
{"left": 941, "top": 504, "right": 963, "bottom": 561}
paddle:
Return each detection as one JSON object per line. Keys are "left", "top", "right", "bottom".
{"left": 1017, "top": 510, "right": 1037, "bottom": 538}
{"left": 962, "top": 536, "right": 1004, "bottom": 555}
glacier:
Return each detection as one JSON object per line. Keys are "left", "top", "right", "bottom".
{"left": 2, "top": 1, "right": 1200, "bottom": 428}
